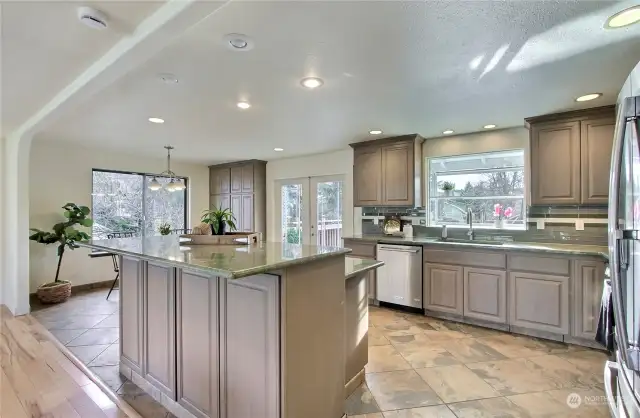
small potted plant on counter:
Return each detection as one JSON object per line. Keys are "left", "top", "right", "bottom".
{"left": 159, "top": 222, "right": 172, "bottom": 236}
{"left": 441, "top": 181, "right": 455, "bottom": 196}
{"left": 29, "top": 203, "right": 93, "bottom": 304}
{"left": 201, "top": 205, "right": 237, "bottom": 235}
{"left": 493, "top": 204, "right": 514, "bottom": 229}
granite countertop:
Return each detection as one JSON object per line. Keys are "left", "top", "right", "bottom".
{"left": 345, "top": 257, "right": 384, "bottom": 279}
{"left": 343, "top": 235, "right": 609, "bottom": 259}
{"left": 81, "top": 236, "right": 351, "bottom": 279}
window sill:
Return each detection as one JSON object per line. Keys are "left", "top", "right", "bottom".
{"left": 430, "top": 224, "right": 525, "bottom": 231}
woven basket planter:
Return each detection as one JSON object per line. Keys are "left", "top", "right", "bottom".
{"left": 36, "top": 280, "right": 71, "bottom": 304}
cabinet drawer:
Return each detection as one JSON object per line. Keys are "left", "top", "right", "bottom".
{"left": 423, "top": 248, "right": 506, "bottom": 269}
{"left": 508, "top": 254, "right": 570, "bottom": 276}
{"left": 343, "top": 240, "right": 376, "bottom": 258}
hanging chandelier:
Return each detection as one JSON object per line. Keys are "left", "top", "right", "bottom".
{"left": 149, "top": 146, "right": 186, "bottom": 192}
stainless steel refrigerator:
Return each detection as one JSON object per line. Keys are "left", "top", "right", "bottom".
{"left": 608, "top": 59, "right": 640, "bottom": 418}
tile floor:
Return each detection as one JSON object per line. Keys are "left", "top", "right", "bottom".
{"left": 31, "top": 288, "right": 176, "bottom": 418}
{"left": 348, "top": 306, "right": 610, "bottom": 418}
{"left": 33, "top": 289, "right": 611, "bottom": 418}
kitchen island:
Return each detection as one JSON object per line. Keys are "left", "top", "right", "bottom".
{"left": 83, "top": 236, "right": 354, "bottom": 418}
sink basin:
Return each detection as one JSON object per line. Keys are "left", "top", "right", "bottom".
{"left": 437, "top": 238, "right": 504, "bottom": 246}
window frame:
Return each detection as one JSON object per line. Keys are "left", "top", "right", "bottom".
{"left": 426, "top": 149, "right": 526, "bottom": 230}
{"left": 91, "top": 168, "right": 189, "bottom": 239}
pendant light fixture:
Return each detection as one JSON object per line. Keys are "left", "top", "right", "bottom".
{"left": 149, "top": 146, "right": 185, "bottom": 192}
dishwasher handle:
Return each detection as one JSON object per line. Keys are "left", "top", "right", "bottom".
{"left": 378, "top": 246, "right": 420, "bottom": 253}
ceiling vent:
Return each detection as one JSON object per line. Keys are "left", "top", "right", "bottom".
{"left": 77, "top": 7, "right": 108, "bottom": 30}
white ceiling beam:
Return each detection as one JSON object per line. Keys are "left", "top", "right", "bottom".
{"left": 11, "top": 0, "right": 230, "bottom": 140}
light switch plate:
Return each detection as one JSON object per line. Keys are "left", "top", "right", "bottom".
{"left": 536, "top": 220, "right": 545, "bottom": 230}
{"left": 576, "top": 220, "right": 585, "bottom": 231}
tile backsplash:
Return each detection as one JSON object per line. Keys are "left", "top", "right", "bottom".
{"left": 361, "top": 204, "right": 607, "bottom": 245}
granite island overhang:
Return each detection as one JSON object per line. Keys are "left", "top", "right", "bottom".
{"left": 79, "top": 236, "right": 381, "bottom": 418}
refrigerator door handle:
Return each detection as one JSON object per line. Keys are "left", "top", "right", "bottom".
{"left": 608, "top": 98, "right": 632, "bottom": 369}
{"left": 604, "top": 361, "right": 620, "bottom": 418}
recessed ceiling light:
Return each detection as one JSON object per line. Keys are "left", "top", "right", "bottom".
{"left": 575, "top": 93, "right": 602, "bottom": 102}
{"left": 300, "top": 77, "right": 324, "bottom": 89}
{"left": 483, "top": 124, "right": 497, "bottom": 129}
{"left": 369, "top": 130, "right": 383, "bottom": 135}
{"left": 274, "top": 148, "right": 284, "bottom": 152}
{"left": 237, "top": 101, "right": 251, "bottom": 110}
{"left": 77, "top": 7, "right": 108, "bottom": 30}
{"left": 605, "top": 5, "right": 640, "bottom": 28}
{"left": 148, "top": 117, "right": 165, "bottom": 124}
{"left": 443, "top": 130, "right": 454, "bottom": 135}
{"left": 222, "top": 33, "right": 254, "bottom": 51}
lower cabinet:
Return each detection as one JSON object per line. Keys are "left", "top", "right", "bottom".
{"left": 424, "top": 263, "right": 463, "bottom": 315}
{"left": 143, "top": 263, "right": 176, "bottom": 398}
{"left": 120, "top": 256, "right": 143, "bottom": 375}
{"left": 509, "top": 271, "right": 570, "bottom": 335}
{"left": 177, "top": 270, "right": 220, "bottom": 418}
{"left": 367, "top": 269, "right": 376, "bottom": 302}
{"left": 463, "top": 267, "right": 507, "bottom": 324}
{"left": 572, "top": 260, "right": 604, "bottom": 340}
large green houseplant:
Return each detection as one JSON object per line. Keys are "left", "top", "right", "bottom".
{"left": 201, "top": 206, "right": 237, "bottom": 235}
{"left": 29, "top": 203, "right": 93, "bottom": 303}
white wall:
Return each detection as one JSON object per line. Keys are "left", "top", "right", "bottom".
{"left": 28, "top": 140, "right": 210, "bottom": 292}
{"left": 266, "top": 149, "right": 356, "bottom": 242}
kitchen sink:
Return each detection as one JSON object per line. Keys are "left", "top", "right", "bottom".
{"left": 437, "top": 238, "right": 504, "bottom": 246}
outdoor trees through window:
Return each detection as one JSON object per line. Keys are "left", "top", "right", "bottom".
{"left": 428, "top": 150, "right": 525, "bottom": 228}
{"left": 92, "top": 170, "right": 187, "bottom": 240}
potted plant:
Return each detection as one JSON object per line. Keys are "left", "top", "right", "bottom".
{"left": 493, "top": 204, "right": 514, "bottom": 229}
{"left": 159, "top": 222, "right": 172, "bottom": 236}
{"left": 29, "top": 203, "right": 93, "bottom": 304}
{"left": 201, "top": 205, "right": 237, "bottom": 235}
{"left": 441, "top": 181, "right": 455, "bottom": 196}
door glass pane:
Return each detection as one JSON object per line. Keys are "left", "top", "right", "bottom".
{"left": 281, "top": 184, "right": 303, "bottom": 244}
{"left": 315, "top": 180, "right": 343, "bottom": 246}
{"left": 92, "top": 171, "right": 144, "bottom": 239}
{"left": 144, "top": 176, "right": 187, "bottom": 236}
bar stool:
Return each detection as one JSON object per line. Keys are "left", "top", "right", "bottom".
{"left": 106, "top": 231, "right": 136, "bottom": 300}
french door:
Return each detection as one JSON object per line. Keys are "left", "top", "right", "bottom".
{"left": 275, "top": 175, "right": 344, "bottom": 246}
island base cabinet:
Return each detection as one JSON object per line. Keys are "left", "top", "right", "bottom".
{"left": 424, "top": 263, "right": 463, "bottom": 315}
{"left": 221, "top": 275, "right": 279, "bottom": 418}
{"left": 177, "top": 271, "right": 220, "bottom": 418}
{"left": 119, "top": 256, "right": 144, "bottom": 375}
{"left": 143, "top": 263, "right": 176, "bottom": 399}
{"left": 508, "top": 271, "right": 570, "bottom": 335}
{"left": 463, "top": 268, "right": 507, "bottom": 324}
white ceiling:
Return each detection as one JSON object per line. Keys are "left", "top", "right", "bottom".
{"left": 1, "top": 1, "right": 164, "bottom": 135}
{"left": 23, "top": 0, "right": 640, "bottom": 164}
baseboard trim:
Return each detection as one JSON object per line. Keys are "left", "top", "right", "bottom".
{"left": 345, "top": 368, "right": 365, "bottom": 398}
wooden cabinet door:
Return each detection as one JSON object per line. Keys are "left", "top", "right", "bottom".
{"left": 210, "top": 168, "right": 231, "bottom": 195}
{"left": 530, "top": 121, "right": 581, "bottom": 205}
{"left": 211, "top": 194, "right": 231, "bottom": 211}
{"left": 241, "top": 194, "right": 254, "bottom": 232}
{"left": 241, "top": 164, "right": 254, "bottom": 193}
{"left": 424, "top": 263, "right": 463, "bottom": 315}
{"left": 463, "top": 267, "right": 507, "bottom": 324}
{"left": 120, "top": 256, "right": 143, "bottom": 375}
{"left": 222, "top": 275, "right": 279, "bottom": 418}
{"left": 381, "top": 143, "right": 413, "bottom": 205}
{"left": 580, "top": 117, "right": 615, "bottom": 204}
{"left": 572, "top": 260, "right": 604, "bottom": 340}
{"left": 143, "top": 262, "right": 176, "bottom": 398}
{"left": 177, "top": 270, "right": 219, "bottom": 418}
{"left": 353, "top": 147, "right": 382, "bottom": 206}
{"left": 230, "top": 166, "right": 242, "bottom": 194}
{"left": 230, "top": 195, "right": 242, "bottom": 231}
{"left": 509, "top": 271, "right": 569, "bottom": 334}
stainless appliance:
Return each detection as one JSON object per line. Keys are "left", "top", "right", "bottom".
{"left": 376, "top": 244, "right": 422, "bottom": 308}
{"left": 608, "top": 60, "right": 640, "bottom": 418}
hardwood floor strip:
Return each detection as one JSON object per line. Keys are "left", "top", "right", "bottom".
{"left": 0, "top": 368, "right": 28, "bottom": 418}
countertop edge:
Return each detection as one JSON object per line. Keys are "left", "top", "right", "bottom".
{"left": 79, "top": 242, "right": 352, "bottom": 279}
{"left": 345, "top": 259, "right": 384, "bottom": 279}
{"left": 342, "top": 236, "right": 608, "bottom": 260}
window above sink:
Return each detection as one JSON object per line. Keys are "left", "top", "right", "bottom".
{"left": 426, "top": 150, "right": 526, "bottom": 230}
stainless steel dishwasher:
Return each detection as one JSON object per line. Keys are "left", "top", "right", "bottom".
{"left": 376, "top": 244, "right": 423, "bottom": 309}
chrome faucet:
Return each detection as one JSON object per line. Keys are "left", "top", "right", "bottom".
{"left": 466, "top": 208, "right": 475, "bottom": 240}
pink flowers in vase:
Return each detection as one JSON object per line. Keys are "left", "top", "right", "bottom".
{"left": 494, "top": 204, "right": 514, "bottom": 220}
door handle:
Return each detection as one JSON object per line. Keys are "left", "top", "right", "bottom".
{"left": 604, "top": 361, "right": 619, "bottom": 418}
{"left": 379, "top": 247, "right": 420, "bottom": 253}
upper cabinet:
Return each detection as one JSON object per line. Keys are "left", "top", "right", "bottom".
{"left": 210, "top": 167, "right": 231, "bottom": 195}
{"left": 526, "top": 106, "right": 615, "bottom": 206}
{"left": 351, "top": 134, "right": 424, "bottom": 207}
